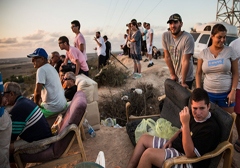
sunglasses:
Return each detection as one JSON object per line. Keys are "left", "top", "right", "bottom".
{"left": 71, "top": 25, "right": 77, "bottom": 29}
{"left": 64, "top": 78, "right": 72, "bottom": 81}
{"left": 3, "top": 91, "right": 11, "bottom": 94}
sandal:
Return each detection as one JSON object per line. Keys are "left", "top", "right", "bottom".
{"left": 234, "top": 140, "right": 240, "bottom": 153}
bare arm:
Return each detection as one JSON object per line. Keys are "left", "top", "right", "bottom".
{"left": 180, "top": 106, "right": 196, "bottom": 158}
{"left": 94, "top": 38, "right": 102, "bottom": 47}
{"left": 195, "top": 59, "right": 203, "bottom": 88}
{"left": 150, "top": 33, "right": 153, "bottom": 46}
{"left": 34, "top": 83, "right": 43, "bottom": 107}
{"left": 163, "top": 129, "right": 182, "bottom": 149}
{"left": 181, "top": 54, "right": 192, "bottom": 88}
{"left": 63, "top": 57, "right": 69, "bottom": 65}
{"left": 79, "top": 44, "right": 84, "bottom": 53}
{"left": 164, "top": 49, "right": 178, "bottom": 81}
{"left": 227, "top": 59, "right": 239, "bottom": 105}
{"left": 75, "top": 59, "right": 81, "bottom": 76}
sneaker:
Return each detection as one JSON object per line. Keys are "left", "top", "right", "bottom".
{"left": 133, "top": 74, "right": 142, "bottom": 79}
{"left": 132, "top": 73, "right": 138, "bottom": 79}
{"left": 147, "top": 63, "right": 154, "bottom": 67}
{"left": 144, "top": 58, "right": 149, "bottom": 62}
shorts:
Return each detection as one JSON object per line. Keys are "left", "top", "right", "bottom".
{"left": 234, "top": 89, "right": 240, "bottom": 114}
{"left": 131, "top": 54, "right": 142, "bottom": 61}
{"left": 147, "top": 44, "right": 152, "bottom": 54}
{"left": 206, "top": 91, "right": 235, "bottom": 107}
{"left": 153, "top": 136, "right": 193, "bottom": 168}
{"left": 40, "top": 102, "right": 68, "bottom": 118}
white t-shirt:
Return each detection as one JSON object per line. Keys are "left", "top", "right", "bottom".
{"left": 36, "top": 64, "right": 66, "bottom": 112}
{"left": 97, "top": 37, "right": 106, "bottom": 56}
{"left": 146, "top": 28, "right": 153, "bottom": 45}
{"left": 74, "top": 33, "right": 87, "bottom": 61}
{"left": 229, "top": 37, "right": 240, "bottom": 89}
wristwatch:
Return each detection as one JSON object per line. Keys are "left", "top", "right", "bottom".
{"left": 232, "top": 88, "right": 237, "bottom": 91}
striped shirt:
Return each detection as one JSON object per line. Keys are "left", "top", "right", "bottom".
{"left": 10, "top": 96, "right": 52, "bottom": 142}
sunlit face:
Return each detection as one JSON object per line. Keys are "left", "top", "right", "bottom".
{"left": 51, "top": 53, "right": 58, "bottom": 64}
{"left": 71, "top": 24, "right": 78, "bottom": 33}
{"left": 211, "top": 31, "right": 226, "bottom": 48}
{"left": 31, "top": 56, "right": 44, "bottom": 68}
{"left": 191, "top": 100, "right": 210, "bottom": 122}
{"left": 58, "top": 40, "right": 65, "bottom": 50}
{"left": 63, "top": 74, "right": 73, "bottom": 88}
{"left": 131, "top": 24, "right": 137, "bottom": 31}
{"left": 59, "top": 72, "right": 65, "bottom": 84}
{"left": 96, "top": 33, "right": 100, "bottom": 38}
{"left": 169, "top": 20, "right": 182, "bottom": 36}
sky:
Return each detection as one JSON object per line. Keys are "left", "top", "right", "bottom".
{"left": 0, "top": 0, "right": 219, "bottom": 58}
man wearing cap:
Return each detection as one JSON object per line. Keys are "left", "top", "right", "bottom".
{"left": 71, "top": 20, "right": 88, "bottom": 62}
{"left": 27, "top": 48, "right": 67, "bottom": 118}
{"left": 162, "top": 13, "right": 194, "bottom": 89}
{"left": 58, "top": 36, "right": 89, "bottom": 76}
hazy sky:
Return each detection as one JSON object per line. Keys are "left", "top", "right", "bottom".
{"left": 0, "top": 0, "right": 218, "bottom": 58}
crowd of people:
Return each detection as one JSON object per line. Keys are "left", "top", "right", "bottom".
{"left": 0, "top": 13, "right": 240, "bottom": 168}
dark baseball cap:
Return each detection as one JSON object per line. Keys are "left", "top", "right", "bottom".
{"left": 167, "top": 13, "right": 182, "bottom": 24}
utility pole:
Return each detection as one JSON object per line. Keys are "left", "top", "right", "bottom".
{"left": 216, "top": 0, "right": 240, "bottom": 34}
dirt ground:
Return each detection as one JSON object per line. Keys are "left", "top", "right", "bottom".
{"left": 3, "top": 54, "right": 239, "bottom": 167}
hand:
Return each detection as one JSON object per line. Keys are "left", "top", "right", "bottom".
{"left": 94, "top": 37, "right": 97, "bottom": 41}
{"left": 1, "top": 97, "right": 8, "bottom": 107}
{"left": 163, "top": 140, "right": 172, "bottom": 149}
{"left": 181, "top": 82, "right": 189, "bottom": 89}
{"left": 227, "top": 90, "right": 236, "bottom": 106}
{"left": 171, "top": 75, "right": 178, "bottom": 82}
{"left": 179, "top": 106, "right": 190, "bottom": 126}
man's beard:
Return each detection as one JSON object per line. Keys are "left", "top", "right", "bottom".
{"left": 171, "top": 25, "right": 181, "bottom": 36}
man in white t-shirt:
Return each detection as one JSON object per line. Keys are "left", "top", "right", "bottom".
{"left": 94, "top": 31, "right": 106, "bottom": 70}
{"left": 146, "top": 23, "right": 154, "bottom": 67}
{"left": 58, "top": 36, "right": 89, "bottom": 76}
{"left": 71, "top": 20, "right": 87, "bottom": 61}
{"left": 27, "top": 48, "right": 67, "bottom": 118}
{"left": 230, "top": 37, "right": 240, "bottom": 153}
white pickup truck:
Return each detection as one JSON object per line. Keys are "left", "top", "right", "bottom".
{"left": 190, "top": 21, "right": 238, "bottom": 63}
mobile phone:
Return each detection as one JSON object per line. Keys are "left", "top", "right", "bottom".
{"left": 224, "top": 97, "right": 229, "bottom": 105}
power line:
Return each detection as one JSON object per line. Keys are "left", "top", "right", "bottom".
{"left": 130, "top": 0, "right": 145, "bottom": 19}
{"left": 108, "top": 1, "right": 119, "bottom": 24}
{"left": 102, "top": 0, "right": 113, "bottom": 34}
{"left": 142, "top": 0, "right": 163, "bottom": 21}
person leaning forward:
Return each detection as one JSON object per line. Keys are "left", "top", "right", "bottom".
{"left": 127, "top": 88, "right": 220, "bottom": 168}
{"left": 162, "top": 13, "right": 195, "bottom": 89}
{"left": 27, "top": 48, "right": 67, "bottom": 118}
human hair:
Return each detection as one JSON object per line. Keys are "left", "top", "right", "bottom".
{"left": 51, "top": 51, "right": 60, "bottom": 57}
{"left": 131, "top": 19, "right": 137, "bottom": 23}
{"left": 58, "top": 36, "right": 69, "bottom": 45}
{"left": 60, "top": 55, "right": 66, "bottom": 59}
{"left": 190, "top": 88, "right": 209, "bottom": 105}
{"left": 65, "top": 71, "right": 76, "bottom": 83}
{"left": 211, "top": 24, "right": 227, "bottom": 36}
{"left": 131, "top": 21, "right": 139, "bottom": 30}
{"left": 3, "top": 82, "right": 22, "bottom": 96}
{"left": 103, "top": 35, "right": 108, "bottom": 40}
{"left": 71, "top": 20, "right": 81, "bottom": 30}
{"left": 96, "top": 31, "right": 100, "bottom": 35}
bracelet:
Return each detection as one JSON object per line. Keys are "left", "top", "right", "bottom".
{"left": 232, "top": 88, "right": 237, "bottom": 91}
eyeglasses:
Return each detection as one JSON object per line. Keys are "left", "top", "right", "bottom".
{"left": 64, "top": 78, "right": 72, "bottom": 81}
{"left": 58, "top": 42, "right": 64, "bottom": 45}
{"left": 3, "top": 91, "right": 11, "bottom": 95}
{"left": 71, "top": 25, "right": 77, "bottom": 29}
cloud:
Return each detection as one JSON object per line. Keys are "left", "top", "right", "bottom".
{"left": 50, "top": 32, "right": 62, "bottom": 38}
{"left": 22, "top": 29, "right": 47, "bottom": 40}
{"left": 0, "top": 38, "right": 17, "bottom": 43}
{"left": 81, "top": 27, "right": 102, "bottom": 36}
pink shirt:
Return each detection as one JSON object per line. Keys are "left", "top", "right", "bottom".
{"left": 74, "top": 33, "right": 87, "bottom": 61}
{"left": 66, "top": 46, "right": 89, "bottom": 71}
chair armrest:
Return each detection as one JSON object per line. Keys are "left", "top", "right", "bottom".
{"left": 14, "top": 124, "right": 79, "bottom": 154}
{"left": 126, "top": 95, "right": 166, "bottom": 123}
{"left": 163, "top": 141, "right": 233, "bottom": 168}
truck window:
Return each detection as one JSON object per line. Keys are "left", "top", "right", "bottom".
{"left": 190, "top": 33, "right": 200, "bottom": 42}
{"left": 199, "top": 34, "right": 210, "bottom": 44}
{"left": 225, "top": 36, "right": 238, "bottom": 46}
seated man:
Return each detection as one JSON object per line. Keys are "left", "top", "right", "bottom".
{"left": 127, "top": 88, "right": 220, "bottom": 168}
{"left": 3, "top": 82, "right": 52, "bottom": 155}
{"left": 58, "top": 36, "right": 89, "bottom": 76}
{"left": 27, "top": 48, "right": 67, "bottom": 118}
{"left": 51, "top": 51, "right": 63, "bottom": 73}
{"left": 64, "top": 72, "right": 77, "bottom": 101}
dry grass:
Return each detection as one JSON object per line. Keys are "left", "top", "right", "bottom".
{"left": 98, "top": 82, "right": 161, "bottom": 126}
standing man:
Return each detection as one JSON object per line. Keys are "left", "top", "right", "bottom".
{"left": 103, "top": 35, "right": 111, "bottom": 65}
{"left": 230, "top": 37, "right": 240, "bottom": 153}
{"left": 71, "top": 20, "right": 87, "bottom": 62}
{"left": 146, "top": 23, "right": 154, "bottom": 67}
{"left": 94, "top": 31, "right": 106, "bottom": 70}
{"left": 162, "top": 13, "right": 194, "bottom": 89}
{"left": 137, "top": 22, "right": 144, "bottom": 56}
{"left": 51, "top": 51, "right": 63, "bottom": 73}
{"left": 27, "top": 48, "right": 67, "bottom": 118}
{"left": 58, "top": 36, "right": 89, "bottom": 76}
{"left": 142, "top": 22, "right": 148, "bottom": 61}
{"left": 121, "top": 34, "right": 128, "bottom": 55}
